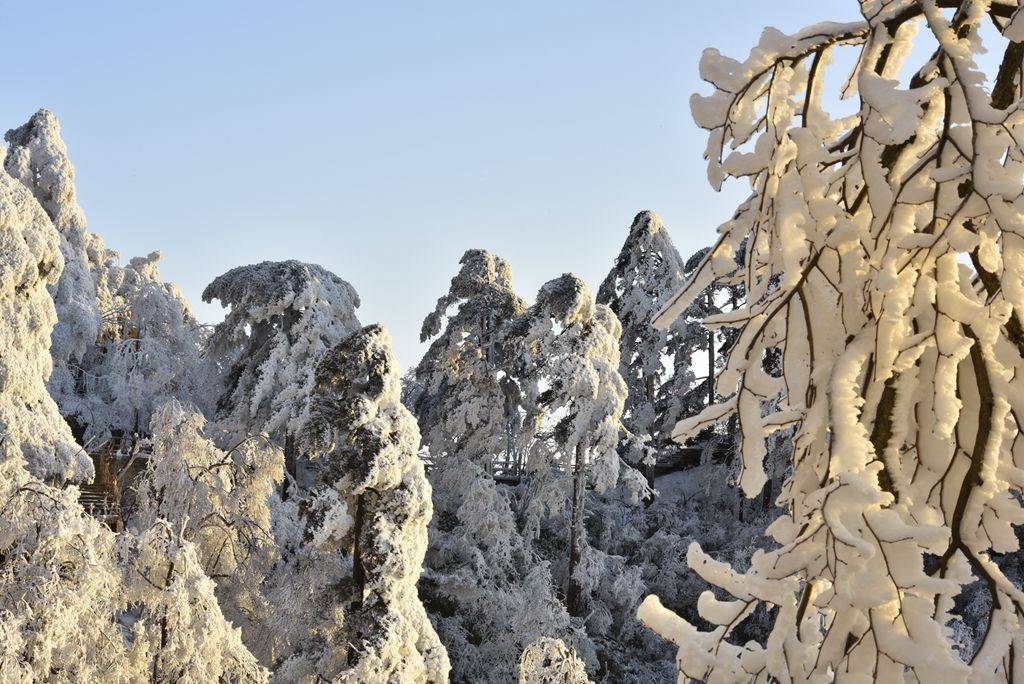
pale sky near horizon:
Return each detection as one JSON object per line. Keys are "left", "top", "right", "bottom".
{"left": 2, "top": 0, "right": 860, "bottom": 367}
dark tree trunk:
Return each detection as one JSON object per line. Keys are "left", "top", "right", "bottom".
{"left": 566, "top": 441, "right": 587, "bottom": 617}
{"left": 707, "top": 289, "right": 716, "bottom": 408}
{"left": 283, "top": 433, "right": 298, "bottom": 499}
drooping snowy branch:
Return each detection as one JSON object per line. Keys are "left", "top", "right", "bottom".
{"left": 641, "top": 2, "right": 1024, "bottom": 680}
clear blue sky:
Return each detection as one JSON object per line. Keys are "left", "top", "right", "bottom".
{"left": 1, "top": 0, "right": 858, "bottom": 367}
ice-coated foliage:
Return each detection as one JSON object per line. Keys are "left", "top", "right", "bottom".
{"left": 0, "top": 160, "right": 122, "bottom": 678}
{"left": 641, "top": 3, "right": 1024, "bottom": 680}
{"left": 203, "top": 260, "right": 361, "bottom": 451}
{"left": 120, "top": 522, "right": 269, "bottom": 683}
{"left": 277, "top": 324, "right": 449, "bottom": 682}
{"left": 1, "top": 113, "right": 95, "bottom": 480}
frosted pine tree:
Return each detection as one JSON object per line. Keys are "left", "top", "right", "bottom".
{"left": 278, "top": 324, "right": 449, "bottom": 682}
{"left": 413, "top": 251, "right": 575, "bottom": 682}
{"left": 203, "top": 260, "right": 360, "bottom": 488}
{"left": 640, "top": 2, "right": 1024, "bottom": 680}
{"left": 413, "top": 248, "right": 526, "bottom": 473}
{"left": 121, "top": 522, "right": 268, "bottom": 683}
{"left": 508, "top": 274, "right": 645, "bottom": 618}
{"left": 597, "top": 210, "right": 689, "bottom": 458}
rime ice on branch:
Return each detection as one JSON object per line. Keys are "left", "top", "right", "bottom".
{"left": 640, "top": 1, "right": 1024, "bottom": 681}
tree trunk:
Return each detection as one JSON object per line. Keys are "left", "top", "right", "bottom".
{"left": 707, "top": 289, "right": 716, "bottom": 408}
{"left": 566, "top": 441, "right": 587, "bottom": 617}
{"left": 283, "top": 433, "right": 297, "bottom": 499}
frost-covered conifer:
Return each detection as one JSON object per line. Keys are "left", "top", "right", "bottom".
{"left": 414, "top": 249, "right": 526, "bottom": 472}
{"left": 641, "top": 3, "right": 1024, "bottom": 680}
{"left": 414, "top": 251, "right": 579, "bottom": 682}
{"left": 508, "top": 274, "right": 644, "bottom": 617}
{"left": 202, "top": 260, "right": 360, "bottom": 486}
{"left": 597, "top": 210, "right": 688, "bottom": 455}
{"left": 279, "top": 324, "right": 448, "bottom": 682}
{"left": 4, "top": 111, "right": 104, "bottom": 417}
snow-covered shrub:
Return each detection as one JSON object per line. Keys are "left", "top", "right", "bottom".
{"left": 518, "top": 637, "right": 591, "bottom": 684}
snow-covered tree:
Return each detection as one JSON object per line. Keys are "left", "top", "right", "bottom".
{"left": 64, "top": 251, "right": 207, "bottom": 444}
{"left": 130, "top": 399, "right": 283, "bottom": 661}
{"left": 0, "top": 144, "right": 261, "bottom": 682}
{"left": 3, "top": 110, "right": 105, "bottom": 477}
{"left": 597, "top": 210, "right": 688, "bottom": 454}
{"left": 413, "top": 249, "right": 526, "bottom": 473}
{"left": 278, "top": 323, "right": 448, "bottom": 681}
{"left": 507, "top": 274, "right": 644, "bottom": 617}
{"left": 641, "top": 3, "right": 1024, "bottom": 680}
{"left": 202, "top": 260, "right": 360, "bottom": 487}
{"left": 0, "top": 145, "right": 125, "bottom": 679}
{"left": 5, "top": 110, "right": 207, "bottom": 453}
